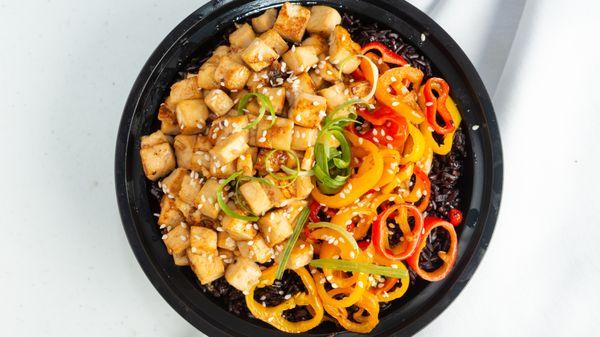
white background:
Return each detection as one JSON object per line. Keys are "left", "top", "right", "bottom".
{"left": 1, "top": 0, "right": 599, "bottom": 336}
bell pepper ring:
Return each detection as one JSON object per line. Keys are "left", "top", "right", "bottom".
{"left": 246, "top": 266, "right": 324, "bottom": 333}
{"left": 419, "top": 77, "right": 455, "bottom": 135}
{"left": 407, "top": 217, "right": 458, "bottom": 282}
{"left": 420, "top": 96, "right": 462, "bottom": 155}
{"left": 375, "top": 66, "right": 425, "bottom": 124}
{"left": 372, "top": 204, "right": 424, "bottom": 260}
{"left": 404, "top": 166, "right": 431, "bottom": 213}
{"left": 323, "top": 289, "right": 380, "bottom": 333}
{"left": 361, "top": 41, "right": 408, "bottom": 66}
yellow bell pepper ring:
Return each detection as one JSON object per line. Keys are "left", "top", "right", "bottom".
{"left": 375, "top": 66, "right": 425, "bottom": 124}
{"left": 399, "top": 123, "right": 426, "bottom": 165}
{"left": 420, "top": 96, "right": 462, "bottom": 155}
{"left": 323, "top": 289, "right": 380, "bottom": 333}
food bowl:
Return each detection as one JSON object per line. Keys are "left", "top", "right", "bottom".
{"left": 115, "top": 0, "right": 503, "bottom": 335}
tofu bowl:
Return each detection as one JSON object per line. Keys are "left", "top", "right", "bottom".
{"left": 115, "top": 0, "right": 503, "bottom": 336}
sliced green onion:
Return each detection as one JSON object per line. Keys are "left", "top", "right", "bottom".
{"left": 217, "top": 171, "right": 259, "bottom": 222}
{"left": 264, "top": 149, "right": 312, "bottom": 188}
{"left": 275, "top": 207, "right": 310, "bottom": 279}
{"left": 308, "top": 222, "right": 359, "bottom": 251}
{"left": 338, "top": 54, "right": 379, "bottom": 101}
{"left": 309, "top": 259, "right": 408, "bottom": 279}
{"left": 237, "top": 93, "right": 277, "bottom": 130}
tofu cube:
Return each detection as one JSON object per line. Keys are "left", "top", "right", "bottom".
{"left": 204, "top": 89, "right": 234, "bottom": 116}
{"left": 217, "top": 231, "right": 237, "bottom": 251}
{"left": 162, "top": 224, "right": 190, "bottom": 255}
{"left": 239, "top": 180, "right": 273, "bottom": 215}
{"left": 190, "top": 226, "right": 218, "bottom": 253}
{"left": 160, "top": 167, "right": 188, "bottom": 195}
{"left": 173, "top": 251, "right": 189, "bottom": 266}
{"left": 208, "top": 115, "right": 249, "bottom": 144}
{"left": 329, "top": 25, "right": 361, "bottom": 74}
{"left": 275, "top": 239, "right": 314, "bottom": 269}
{"left": 157, "top": 104, "right": 180, "bottom": 136}
{"left": 178, "top": 174, "right": 203, "bottom": 205}
{"left": 208, "top": 158, "right": 236, "bottom": 178}
{"left": 291, "top": 126, "right": 318, "bottom": 150}
{"left": 194, "top": 135, "right": 212, "bottom": 152}
{"left": 175, "top": 99, "right": 209, "bottom": 134}
{"left": 282, "top": 46, "right": 319, "bottom": 74}
{"left": 238, "top": 235, "right": 273, "bottom": 263}
{"left": 258, "top": 208, "right": 293, "bottom": 246}
{"left": 316, "top": 58, "right": 342, "bottom": 83}
{"left": 288, "top": 93, "right": 327, "bottom": 128}
{"left": 301, "top": 146, "right": 315, "bottom": 171}
{"left": 214, "top": 56, "right": 251, "bottom": 90}
{"left": 194, "top": 178, "right": 221, "bottom": 219}
{"left": 204, "top": 45, "right": 230, "bottom": 66}
{"left": 241, "top": 38, "right": 279, "bottom": 72}
{"left": 319, "top": 82, "right": 349, "bottom": 112}
{"left": 225, "top": 257, "right": 262, "bottom": 292}
{"left": 302, "top": 34, "right": 329, "bottom": 55}
{"left": 222, "top": 212, "right": 257, "bottom": 241}
{"left": 173, "top": 134, "right": 196, "bottom": 169}
{"left": 255, "top": 117, "right": 294, "bottom": 150}
{"left": 158, "top": 195, "right": 185, "bottom": 228}
{"left": 284, "top": 73, "right": 316, "bottom": 102}
{"left": 252, "top": 8, "right": 277, "bottom": 33}
{"left": 197, "top": 63, "right": 219, "bottom": 90}
{"left": 255, "top": 86, "right": 286, "bottom": 114}
{"left": 236, "top": 149, "right": 254, "bottom": 176}
{"left": 210, "top": 131, "right": 250, "bottom": 164}
{"left": 306, "top": 6, "right": 341, "bottom": 36}
{"left": 259, "top": 29, "right": 289, "bottom": 56}
{"left": 140, "top": 142, "right": 176, "bottom": 181}
{"left": 166, "top": 77, "right": 202, "bottom": 108}
{"left": 187, "top": 249, "right": 224, "bottom": 285}
{"left": 308, "top": 70, "right": 325, "bottom": 90}
{"left": 141, "top": 130, "right": 170, "bottom": 149}
{"left": 273, "top": 2, "right": 311, "bottom": 43}
{"left": 218, "top": 249, "right": 235, "bottom": 265}
{"left": 229, "top": 23, "right": 256, "bottom": 50}
{"left": 191, "top": 150, "right": 211, "bottom": 173}
{"left": 293, "top": 176, "right": 314, "bottom": 200}
{"left": 348, "top": 80, "right": 375, "bottom": 104}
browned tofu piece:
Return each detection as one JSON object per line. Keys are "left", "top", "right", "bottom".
{"left": 217, "top": 231, "right": 237, "bottom": 251}
{"left": 210, "top": 131, "right": 250, "bottom": 164}
{"left": 174, "top": 198, "right": 203, "bottom": 225}
{"left": 173, "top": 134, "right": 196, "bottom": 169}
{"left": 316, "top": 57, "right": 342, "bottom": 83}
{"left": 173, "top": 251, "right": 189, "bottom": 266}
{"left": 165, "top": 77, "right": 202, "bottom": 109}
{"left": 157, "top": 104, "right": 180, "bottom": 136}
{"left": 160, "top": 167, "right": 188, "bottom": 196}
{"left": 252, "top": 8, "right": 277, "bottom": 33}
{"left": 245, "top": 71, "right": 269, "bottom": 92}
{"left": 204, "top": 89, "right": 234, "bottom": 116}
{"left": 273, "top": 2, "right": 311, "bottom": 43}
{"left": 282, "top": 46, "right": 319, "bottom": 74}
{"left": 255, "top": 86, "right": 286, "bottom": 114}
{"left": 208, "top": 115, "right": 249, "bottom": 144}
{"left": 258, "top": 207, "right": 293, "bottom": 247}
{"left": 241, "top": 38, "right": 279, "bottom": 72}
{"left": 288, "top": 92, "right": 327, "bottom": 128}
{"left": 204, "top": 45, "right": 230, "bottom": 66}
{"left": 162, "top": 224, "right": 190, "bottom": 255}
{"left": 190, "top": 226, "right": 218, "bottom": 254}
{"left": 194, "top": 135, "right": 212, "bottom": 151}
{"left": 239, "top": 180, "right": 273, "bottom": 216}
{"left": 225, "top": 257, "right": 262, "bottom": 292}
{"left": 187, "top": 249, "right": 224, "bottom": 285}
{"left": 175, "top": 99, "right": 209, "bottom": 134}
{"left": 236, "top": 148, "right": 255, "bottom": 176}
{"left": 158, "top": 195, "right": 185, "bottom": 228}
{"left": 302, "top": 34, "right": 328, "bottom": 55}
{"left": 141, "top": 130, "right": 170, "bottom": 149}
{"left": 291, "top": 126, "right": 318, "bottom": 150}
{"left": 319, "top": 82, "right": 349, "bottom": 113}
{"left": 238, "top": 235, "right": 273, "bottom": 263}
{"left": 214, "top": 56, "right": 251, "bottom": 90}
{"left": 274, "top": 239, "right": 313, "bottom": 269}
{"left": 178, "top": 174, "right": 203, "bottom": 205}
{"left": 197, "top": 63, "right": 219, "bottom": 90}
{"left": 259, "top": 29, "right": 289, "bottom": 56}
{"left": 306, "top": 6, "right": 341, "bottom": 36}
{"left": 191, "top": 150, "right": 211, "bottom": 174}
{"left": 329, "top": 25, "right": 361, "bottom": 73}
{"left": 229, "top": 23, "right": 256, "bottom": 50}
{"left": 255, "top": 117, "right": 294, "bottom": 150}
{"left": 301, "top": 147, "right": 315, "bottom": 171}
{"left": 193, "top": 178, "right": 221, "bottom": 219}
{"left": 208, "top": 158, "right": 236, "bottom": 178}
{"left": 222, "top": 211, "right": 257, "bottom": 241}
{"left": 218, "top": 249, "right": 235, "bottom": 265}
{"left": 140, "top": 142, "right": 176, "bottom": 181}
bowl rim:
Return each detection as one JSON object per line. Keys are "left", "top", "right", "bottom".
{"left": 115, "top": 0, "right": 503, "bottom": 336}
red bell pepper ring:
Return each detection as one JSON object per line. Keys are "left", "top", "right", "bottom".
{"left": 350, "top": 106, "right": 409, "bottom": 148}
{"left": 448, "top": 208, "right": 463, "bottom": 226}
{"left": 407, "top": 217, "right": 458, "bottom": 281}
{"left": 308, "top": 200, "right": 336, "bottom": 223}
{"left": 422, "top": 77, "right": 455, "bottom": 135}
{"left": 361, "top": 42, "right": 408, "bottom": 66}
{"left": 372, "top": 204, "right": 424, "bottom": 260}
{"left": 411, "top": 166, "right": 431, "bottom": 213}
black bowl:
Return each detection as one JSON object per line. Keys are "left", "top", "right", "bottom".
{"left": 115, "top": 0, "right": 503, "bottom": 336}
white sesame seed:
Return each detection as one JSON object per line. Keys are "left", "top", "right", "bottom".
{"left": 392, "top": 101, "right": 400, "bottom": 107}
{"left": 421, "top": 33, "right": 426, "bottom": 42}
{"left": 472, "top": 124, "right": 480, "bottom": 130}
{"left": 425, "top": 101, "right": 433, "bottom": 107}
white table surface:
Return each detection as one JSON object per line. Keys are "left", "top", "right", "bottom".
{"left": 1, "top": 0, "right": 599, "bottom": 336}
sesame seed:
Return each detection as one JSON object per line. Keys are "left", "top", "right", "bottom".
{"left": 421, "top": 33, "right": 426, "bottom": 42}
{"left": 425, "top": 101, "right": 433, "bottom": 107}
{"left": 392, "top": 101, "right": 400, "bottom": 107}
{"left": 162, "top": 234, "right": 168, "bottom": 240}
{"left": 472, "top": 124, "right": 480, "bottom": 130}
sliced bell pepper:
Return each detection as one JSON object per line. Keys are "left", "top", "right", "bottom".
{"left": 404, "top": 166, "right": 431, "bottom": 213}
{"left": 420, "top": 96, "right": 462, "bottom": 155}
{"left": 361, "top": 41, "right": 408, "bottom": 66}
{"left": 323, "top": 289, "right": 380, "bottom": 333}
{"left": 419, "top": 77, "right": 455, "bottom": 135}
{"left": 407, "top": 217, "right": 458, "bottom": 282}
{"left": 350, "top": 105, "right": 408, "bottom": 149}
{"left": 375, "top": 66, "right": 425, "bottom": 124}
{"left": 372, "top": 204, "right": 424, "bottom": 260}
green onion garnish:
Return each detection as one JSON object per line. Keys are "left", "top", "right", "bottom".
{"left": 217, "top": 171, "right": 259, "bottom": 222}
{"left": 237, "top": 93, "right": 277, "bottom": 129}
{"left": 309, "top": 259, "right": 408, "bottom": 279}
{"left": 275, "top": 207, "right": 310, "bottom": 280}
{"left": 308, "top": 222, "right": 359, "bottom": 251}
